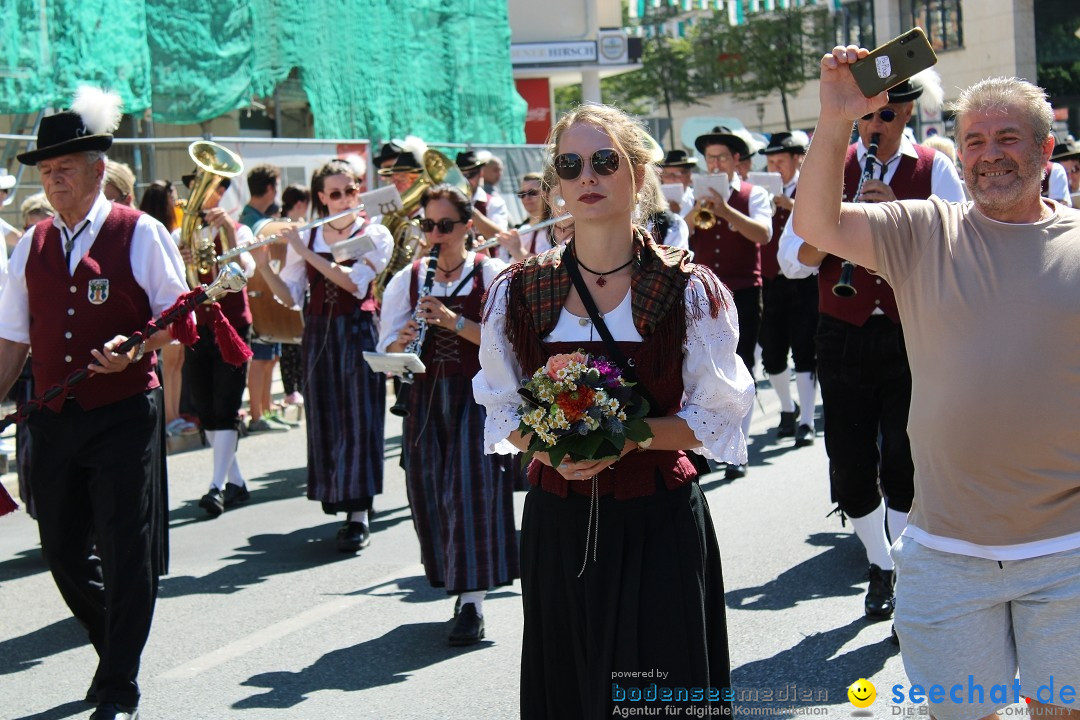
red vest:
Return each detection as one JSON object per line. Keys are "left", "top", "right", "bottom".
{"left": 305, "top": 227, "right": 376, "bottom": 316}
{"left": 409, "top": 254, "right": 485, "bottom": 379}
{"left": 761, "top": 186, "right": 795, "bottom": 281}
{"left": 25, "top": 204, "right": 159, "bottom": 411}
{"left": 195, "top": 228, "right": 251, "bottom": 328}
{"left": 817, "top": 144, "right": 935, "bottom": 326}
{"left": 689, "top": 181, "right": 761, "bottom": 291}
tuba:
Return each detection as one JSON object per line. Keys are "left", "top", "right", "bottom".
{"left": 179, "top": 141, "right": 244, "bottom": 289}
{"left": 373, "top": 149, "right": 471, "bottom": 301}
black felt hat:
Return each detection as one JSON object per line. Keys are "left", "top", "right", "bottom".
{"left": 887, "top": 79, "right": 924, "bottom": 104}
{"left": 372, "top": 141, "right": 403, "bottom": 168}
{"left": 378, "top": 151, "right": 423, "bottom": 176}
{"left": 658, "top": 149, "right": 698, "bottom": 168}
{"left": 694, "top": 126, "right": 750, "bottom": 158}
{"left": 760, "top": 131, "right": 809, "bottom": 156}
{"left": 17, "top": 111, "right": 114, "bottom": 166}
{"left": 1051, "top": 137, "right": 1080, "bottom": 163}
{"left": 455, "top": 150, "right": 491, "bottom": 172}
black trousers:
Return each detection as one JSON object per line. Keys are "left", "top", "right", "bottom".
{"left": 731, "top": 285, "right": 762, "bottom": 378}
{"left": 185, "top": 323, "right": 251, "bottom": 431}
{"left": 760, "top": 275, "right": 818, "bottom": 375}
{"left": 29, "top": 389, "right": 166, "bottom": 708}
{"left": 816, "top": 315, "right": 914, "bottom": 518}
{"left": 280, "top": 343, "right": 303, "bottom": 395}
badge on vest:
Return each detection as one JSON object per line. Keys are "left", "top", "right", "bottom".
{"left": 87, "top": 279, "right": 109, "bottom": 305}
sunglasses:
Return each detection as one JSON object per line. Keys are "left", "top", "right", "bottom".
{"left": 861, "top": 109, "right": 898, "bottom": 123}
{"left": 554, "top": 149, "right": 621, "bottom": 180}
{"left": 516, "top": 189, "right": 541, "bottom": 199}
{"left": 419, "top": 217, "right": 467, "bottom": 234}
{"left": 462, "top": 167, "right": 483, "bottom": 179}
{"left": 325, "top": 185, "right": 359, "bottom": 201}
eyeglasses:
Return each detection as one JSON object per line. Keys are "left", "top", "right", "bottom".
{"left": 325, "top": 185, "right": 359, "bottom": 201}
{"left": 419, "top": 217, "right": 467, "bottom": 234}
{"left": 516, "top": 189, "right": 541, "bottom": 199}
{"left": 861, "top": 109, "right": 898, "bottom": 123}
{"left": 553, "top": 149, "right": 621, "bottom": 180}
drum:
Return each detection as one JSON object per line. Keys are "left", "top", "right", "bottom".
{"left": 248, "top": 219, "right": 304, "bottom": 344}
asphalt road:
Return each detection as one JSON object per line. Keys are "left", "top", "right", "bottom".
{"left": 0, "top": 385, "right": 957, "bottom": 719}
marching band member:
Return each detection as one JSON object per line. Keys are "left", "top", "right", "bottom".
{"left": 757, "top": 131, "right": 818, "bottom": 446}
{"left": 657, "top": 149, "right": 696, "bottom": 218}
{"left": 378, "top": 183, "right": 518, "bottom": 646}
{"left": 475, "top": 103, "right": 754, "bottom": 719}
{"left": 175, "top": 177, "right": 258, "bottom": 519}
{"left": 778, "top": 71, "right": 965, "bottom": 624}
{"left": 688, "top": 125, "right": 773, "bottom": 479}
{"left": 457, "top": 150, "right": 509, "bottom": 236}
{"left": 490, "top": 172, "right": 553, "bottom": 263}
{"left": 254, "top": 159, "right": 393, "bottom": 552}
{"left": 0, "top": 87, "right": 188, "bottom": 720}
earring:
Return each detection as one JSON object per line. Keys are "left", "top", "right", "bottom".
{"left": 553, "top": 194, "right": 566, "bottom": 208}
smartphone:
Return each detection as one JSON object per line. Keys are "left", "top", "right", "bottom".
{"left": 850, "top": 28, "right": 938, "bottom": 99}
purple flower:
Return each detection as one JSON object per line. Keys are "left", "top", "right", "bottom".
{"left": 591, "top": 358, "right": 622, "bottom": 382}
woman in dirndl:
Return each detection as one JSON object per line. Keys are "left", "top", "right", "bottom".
{"left": 474, "top": 104, "right": 754, "bottom": 719}
{"left": 378, "top": 184, "right": 518, "bottom": 646}
{"left": 254, "top": 158, "right": 392, "bottom": 552}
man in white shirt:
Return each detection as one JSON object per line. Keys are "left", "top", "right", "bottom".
{"left": 658, "top": 149, "right": 697, "bottom": 218}
{"left": 0, "top": 168, "right": 22, "bottom": 247}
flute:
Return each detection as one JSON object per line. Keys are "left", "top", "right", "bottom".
{"left": 471, "top": 214, "right": 572, "bottom": 253}
{"left": 215, "top": 207, "right": 362, "bottom": 263}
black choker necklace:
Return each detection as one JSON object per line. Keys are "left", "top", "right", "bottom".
{"left": 326, "top": 217, "right": 354, "bottom": 232}
{"left": 437, "top": 257, "right": 467, "bottom": 275}
{"left": 573, "top": 246, "right": 632, "bottom": 287}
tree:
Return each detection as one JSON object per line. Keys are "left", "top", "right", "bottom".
{"left": 692, "top": 7, "right": 830, "bottom": 131}
{"left": 555, "top": 3, "right": 702, "bottom": 150}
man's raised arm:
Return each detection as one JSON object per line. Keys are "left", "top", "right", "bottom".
{"left": 792, "top": 45, "right": 891, "bottom": 271}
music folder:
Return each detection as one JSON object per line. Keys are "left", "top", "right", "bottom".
{"left": 363, "top": 351, "right": 426, "bottom": 376}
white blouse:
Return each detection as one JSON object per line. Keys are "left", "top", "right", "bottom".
{"left": 278, "top": 220, "right": 393, "bottom": 307}
{"left": 376, "top": 251, "right": 508, "bottom": 352}
{"left": 472, "top": 275, "right": 755, "bottom": 462}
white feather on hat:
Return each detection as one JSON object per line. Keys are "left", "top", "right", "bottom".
{"left": 789, "top": 130, "right": 811, "bottom": 148}
{"left": 339, "top": 153, "right": 368, "bottom": 179}
{"left": 397, "top": 135, "right": 429, "bottom": 162}
{"left": 70, "top": 85, "right": 123, "bottom": 136}
{"left": 912, "top": 69, "right": 944, "bottom": 115}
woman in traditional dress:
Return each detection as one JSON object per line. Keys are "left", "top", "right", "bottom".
{"left": 254, "top": 158, "right": 392, "bottom": 552}
{"left": 474, "top": 104, "right": 754, "bottom": 718}
{"left": 378, "top": 184, "right": 518, "bottom": 645}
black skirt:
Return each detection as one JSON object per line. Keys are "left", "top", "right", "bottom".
{"left": 520, "top": 479, "right": 732, "bottom": 719}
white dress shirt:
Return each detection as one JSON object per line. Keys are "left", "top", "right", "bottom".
{"left": 1046, "top": 162, "right": 1073, "bottom": 207}
{"left": 778, "top": 138, "right": 966, "bottom": 279}
{"left": 473, "top": 276, "right": 756, "bottom": 463}
{"left": 0, "top": 194, "right": 188, "bottom": 344}
{"left": 727, "top": 173, "right": 774, "bottom": 227}
{"left": 377, "top": 252, "right": 507, "bottom": 352}
{"left": 473, "top": 186, "right": 509, "bottom": 232}
{"left": 278, "top": 220, "right": 393, "bottom": 308}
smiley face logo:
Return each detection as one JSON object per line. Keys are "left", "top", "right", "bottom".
{"left": 848, "top": 678, "right": 876, "bottom": 708}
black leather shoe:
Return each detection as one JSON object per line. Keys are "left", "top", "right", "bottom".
{"left": 865, "top": 564, "right": 896, "bottom": 620}
{"left": 89, "top": 703, "right": 139, "bottom": 720}
{"left": 448, "top": 603, "right": 485, "bottom": 646}
{"left": 795, "top": 423, "right": 816, "bottom": 447}
{"left": 724, "top": 463, "right": 748, "bottom": 480}
{"left": 776, "top": 402, "right": 799, "bottom": 438}
{"left": 336, "top": 521, "right": 371, "bottom": 552}
{"left": 198, "top": 488, "right": 224, "bottom": 518}
{"left": 222, "top": 483, "right": 250, "bottom": 508}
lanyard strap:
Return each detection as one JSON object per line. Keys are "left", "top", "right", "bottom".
{"left": 63, "top": 221, "right": 90, "bottom": 268}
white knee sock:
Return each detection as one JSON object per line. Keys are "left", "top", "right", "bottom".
{"left": 770, "top": 367, "right": 794, "bottom": 412}
{"left": 348, "top": 510, "right": 369, "bottom": 525}
{"left": 887, "top": 508, "right": 909, "bottom": 544}
{"left": 850, "top": 501, "right": 893, "bottom": 570}
{"left": 227, "top": 457, "right": 244, "bottom": 487}
{"left": 795, "top": 372, "right": 817, "bottom": 427}
{"left": 459, "top": 590, "right": 486, "bottom": 617}
{"left": 740, "top": 403, "right": 754, "bottom": 443}
{"left": 210, "top": 429, "right": 239, "bottom": 491}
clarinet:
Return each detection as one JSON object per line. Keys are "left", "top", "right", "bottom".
{"left": 833, "top": 132, "right": 881, "bottom": 298}
{"left": 390, "top": 243, "right": 441, "bottom": 418}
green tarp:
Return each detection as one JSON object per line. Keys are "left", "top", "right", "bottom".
{"left": 0, "top": 0, "right": 526, "bottom": 143}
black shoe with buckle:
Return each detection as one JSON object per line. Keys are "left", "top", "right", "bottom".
{"left": 337, "top": 521, "right": 371, "bottom": 553}
{"left": 198, "top": 488, "right": 224, "bottom": 518}
{"left": 448, "top": 603, "right": 485, "bottom": 646}
{"left": 776, "top": 402, "right": 799, "bottom": 438}
{"left": 795, "top": 423, "right": 816, "bottom": 447}
{"left": 724, "top": 463, "right": 748, "bottom": 480}
{"left": 865, "top": 564, "right": 896, "bottom": 620}
{"left": 89, "top": 703, "right": 139, "bottom": 720}
{"left": 222, "top": 483, "right": 250, "bottom": 508}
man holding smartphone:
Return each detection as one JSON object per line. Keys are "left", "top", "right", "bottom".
{"left": 779, "top": 71, "right": 964, "bottom": 624}
{"left": 793, "top": 46, "right": 1080, "bottom": 720}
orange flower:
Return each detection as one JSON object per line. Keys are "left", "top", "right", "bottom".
{"left": 556, "top": 387, "right": 596, "bottom": 422}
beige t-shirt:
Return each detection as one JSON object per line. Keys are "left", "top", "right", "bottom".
{"left": 867, "top": 197, "right": 1080, "bottom": 548}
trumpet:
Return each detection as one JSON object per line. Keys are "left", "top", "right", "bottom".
{"left": 689, "top": 206, "right": 717, "bottom": 230}
{"left": 470, "top": 214, "right": 573, "bottom": 253}
{"left": 390, "top": 243, "right": 441, "bottom": 418}
{"left": 833, "top": 132, "right": 881, "bottom": 298}
{"left": 216, "top": 186, "right": 404, "bottom": 264}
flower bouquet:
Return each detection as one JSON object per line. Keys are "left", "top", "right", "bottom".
{"left": 517, "top": 350, "right": 653, "bottom": 467}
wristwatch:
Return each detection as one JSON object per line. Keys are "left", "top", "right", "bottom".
{"left": 636, "top": 436, "right": 653, "bottom": 452}
{"left": 454, "top": 315, "right": 467, "bottom": 334}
